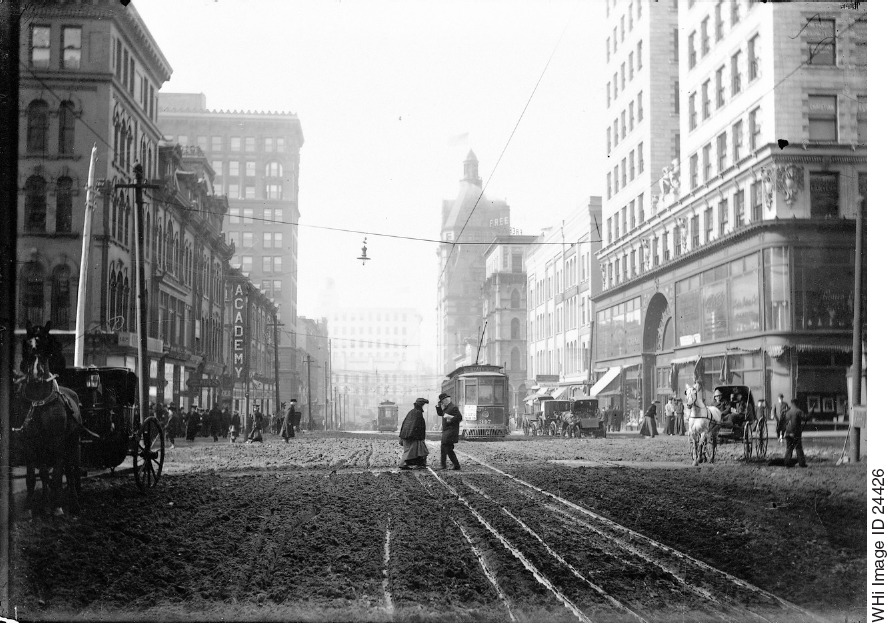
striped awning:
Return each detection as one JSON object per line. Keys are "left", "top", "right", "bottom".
{"left": 588, "top": 366, "right": 622, "bottom": 398}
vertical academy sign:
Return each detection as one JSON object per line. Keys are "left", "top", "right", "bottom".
{"left": 232, "top": 283, "right": 249, "bottom": 380}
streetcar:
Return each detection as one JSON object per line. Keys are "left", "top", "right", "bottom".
{"left": 377, "top": 400, "right": 399, "bottom": 433}
{"left": 440, "top": 364, "right": 509, "bottom": 438}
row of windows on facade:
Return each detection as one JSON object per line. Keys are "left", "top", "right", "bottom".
{"left": 25, "top": 100, "right": 76, "bottom": 155}
{"left": 527, "top": 252, "right": 592, "bottom": 309}
{"left": 605, "top": 0, "right": 643, "bottom": 54}
{"left": 229, "top": 231, "right": 285, "bottom": 250}
{"left": 215, "top": 160, "right": 285, "bottom": 179}
{"left": 219, "top": 181, "right": 284, "bottom": 199}
{"left": 180, "top": 135, "right": 288, "bottom": 154}
{"left": 686, "top": 41, "right": 761, "bottom": 135}
{"left": 231, "top": 255, "right": 284, "bottom": 274}
{"left": 23, "top": 175, "right": 74, "bottom": 234}
{"left": 332, "top": 313, "right": 412, "bottom": 322}
{"left": 529, "top": 342, "right": 587, "bottom": 378}
{"left": 113, "top": 116, "right": 157, "bottom": 181}
{"left": 530, "top": 296, "right": 589, "bottom": 342}
{"left": 333, "top": 326, "right": 411, "bottom": 336}
{"left": 156, "top": 292, "right": 224, "bottom": 361}
{"left": 686, "top": 2, "right": 754, "bottom": 72}
{"left": 606, "top": 42, "right": 643, "bottom": 108}
{"left": 607, "top": 92, "right": 643, "bottom": 156}
{"left": 148, "top": 210, "right": 225, "bottom": 300}
{"left": 229, "top": 207, "right": 285, "bottom": 224}
{"left": 30, "top": 25, "right": 160, "bottom": 125}
{"left": 602, "top": 171, "right": 847, "bottom": 290}
{"left": 20, "top": 264, "right": 73, "bottom": 329}
{"left": 607, "top": 140, "right": 644, "bottom": 199}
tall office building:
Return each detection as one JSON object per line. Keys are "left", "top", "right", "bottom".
{"left": 437, "top": 151, "right": 511, "bottom": 375}
{"left": 593, "top": 1, "right": 865, "bottom": 426}
{"left": 158, "top": 94, "right": 305, "bottom": 401}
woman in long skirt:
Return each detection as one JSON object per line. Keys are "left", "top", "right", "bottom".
{"left": 398, "top": 398, "right": 430, "bottom": 469}
{"left": 639, "top": 402, "right": 659, "bottom": 437}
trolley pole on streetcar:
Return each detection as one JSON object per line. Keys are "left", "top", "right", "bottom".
{"left": 117, "top": 164, "right": 159, "bottom": 423}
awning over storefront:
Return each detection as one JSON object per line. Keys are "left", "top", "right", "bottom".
{"left": 551, "top": 386, "right": 570, "bottom": 400}
{"left": 524, "top": 387, "right": 555, "bottom": 402}
{"left": 588, "top": 366, "right": 622, "bottom": 398}
{"left": 670, "top": 355, "right": 700, "bottom": 365}
{"left": 795, "top": 343, "right": 853, "bottom": 354}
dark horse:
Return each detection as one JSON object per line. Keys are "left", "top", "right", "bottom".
{"left": 12, "top": 321, "right": 82, "bottom": 516}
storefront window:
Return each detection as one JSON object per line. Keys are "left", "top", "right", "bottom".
{"left": 702, "top": 279, "right": 728, "bottom": 341}
{"left": 764, "top": 247, "right": 790, "bottom": 330}
{"left": 596, "top": 297, "right": 641, "bottom": 359}
{"left": 729, "top": 254, "right": 760, "bottom": 334}
{"left": 676, "top": 275, "right": 702, "bottom": 345}
{"left": 794, "top": 247, "right": 854, "bottom": 330}
{"left": 726, "top": 353, "right": 763, "bottom": 398}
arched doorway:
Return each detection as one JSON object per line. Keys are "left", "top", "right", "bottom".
{"left": 642, "top": 292, "right": 673, "bottom": 419}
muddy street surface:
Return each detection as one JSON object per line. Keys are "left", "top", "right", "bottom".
{"left": 11, "top": 431, "right": 864, "bottom": 622}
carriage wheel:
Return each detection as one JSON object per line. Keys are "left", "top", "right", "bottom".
{"left": 755, "top": 419, "right": 768, "bottom": 460}
{"left": 742, "top": 423, "right": 753, "bottom": 461}
{"left": 133, "top": 417, "right": 165, "bottom": 491}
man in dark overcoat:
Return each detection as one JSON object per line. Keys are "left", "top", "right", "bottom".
{"left": 783, "top": 398, "right": 810, "bottom": 468}
{"left": 282, "top": 399, "right": 299, "bottom": 442}
{"left": 435, "top": 392, "right": 462, "bottom": 470}
{"left": 209, "top": 403, "right": 223, "bottom": 442}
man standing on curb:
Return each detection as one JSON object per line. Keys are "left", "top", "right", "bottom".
{"left": 436, "top": 392, "right": 462, "bottom": 471}
{"left": 783, "top": 398, "right": 810, "bottom": 468}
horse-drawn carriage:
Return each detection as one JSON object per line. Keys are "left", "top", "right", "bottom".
{"left": 563, "top": 396, "right": 607, "bottom": 438}
{"left": 522, "top": 398, "right": 569, "bottom": 436}
{"left": 684, "top": 383, "right": 767, "bottom": 465}
{"left": 12, "top": 322, "right": 166, "bottom": 515}
{"left": 521, "top": 396, "right": 607, "bottom": 438}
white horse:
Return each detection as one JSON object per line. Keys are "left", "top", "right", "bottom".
{"left": 684, "top": 383, "right": 722, "bottom": 466}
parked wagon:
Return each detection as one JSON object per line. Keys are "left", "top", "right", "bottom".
{"left": 58, "top": 366, "right": 165, "bottom": 490}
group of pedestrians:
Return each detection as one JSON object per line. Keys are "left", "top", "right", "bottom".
{"left": 155, "top": 400, "right": 306, "bottom": 447}
{"left": 397, "top": 392, "right": 462, "bottom": 471}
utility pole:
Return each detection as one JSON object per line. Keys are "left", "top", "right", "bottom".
{"left": 307, "top": 353, "right": 312, "bottom": 430}
{"left": 116, "top": 164, "right": 159, "bottom": 423}
{"left": 271, "top": 312, "right": 281, "bottom": 417}
{"left": 0, "top": 1, "right": 20, "bottom": 614}
{"left": 74, "top": 144, "right": 98, "bottom": 366}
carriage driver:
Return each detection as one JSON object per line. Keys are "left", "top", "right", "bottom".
{"left": 714, "top": 389, "right": 746, "bottom": 429}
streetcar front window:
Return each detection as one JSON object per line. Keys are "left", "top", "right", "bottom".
{"left": 464, "top": 380, "right": 478, "bottom": 405}
{"left": 477, "top": 379, "right": 506, "bottom": 405}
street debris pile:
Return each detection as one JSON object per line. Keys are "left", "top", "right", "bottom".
{"left": 11, "top": 433, "right": 864, "bottom": 622}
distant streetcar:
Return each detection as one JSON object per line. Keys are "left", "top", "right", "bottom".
{"left": 377, "top": 400, "right": 399, "bottom": 432}
{"left": 441, "top": 364, "right": 509, "bottom": 439}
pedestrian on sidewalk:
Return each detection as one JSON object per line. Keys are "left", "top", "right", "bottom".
{"left": 282, "top": 399, "right": 298, "bottom": 442}
{"left": 664, "top": 398, "right": 676, "bottom": 435}
{"left": 398, "top": 398, "right": 430, "bottom": 469}
{"left": 247, "top": 405, "right": 264, "bottom": 443}
{"left": 436, "top": 392, "right": 462, "bottom": 470}
{"left": 209, "top": 403, "right": 222, "bottom": 442}
{"left": 773, "top": 394, "right": 789, "bottom": 443}
{"left": 674, "top": 396, "right": 687, "bottom": 436}
{"left": 783, "top": 398, "right": 811, "bottom": 468}
{"left": 166, "top": 406, "right": 180, "bottom": 449}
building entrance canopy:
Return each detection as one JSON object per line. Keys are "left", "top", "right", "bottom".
{"left": 588, "top": 366, "right": 622, "bottom": 398}
{"left": 551, "top": 386, "right": 570, "bottom": 400}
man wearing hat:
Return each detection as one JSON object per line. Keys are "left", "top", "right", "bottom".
{"left": 673, "top": 396, "right": 687, "bottom": 435}
{"left": 283, "top": 399, "right": 300, "bottom": 442}
{"left": 435, "top": 392, "right": 462, "bottom": 470}
{"left": 664, "top": 396, "right": 676, "bottom": 435}
{"left": 398, "top": 398, "right": 430, "bottom": 469}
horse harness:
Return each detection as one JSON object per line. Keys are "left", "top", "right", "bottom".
{"left": 13, "top": 377, "right": 79, "bottom": 435}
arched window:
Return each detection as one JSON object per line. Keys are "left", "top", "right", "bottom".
{"left": 265, "top": 161, "right": 283, "bottom": 177}
{"left": 24, "top": 175, "right": 47, "bottom": 232}
{"left": 510, "top": 317, "right": 520, "bottom": 339}
{"left": 125, "top": 127, "right": 133, "bottom": 171}
{"left": 58, "top": 101, "right": 76, "bottom": 154}
{"left": 51, "top": 265, "right": 72, "bottom": 329}
{"left": 27, "top": 100, "right": 49, "bottom": 152}
{"left": 22, "top": 263, "right": 45, "bottom": 326}
{"left": 56, "top": 177, "right": 73, "bottom": 233}
{"left": 173, "top": 233, "right": 180, "bottom": 279}
{"left": 510, "top": 289, "right": 520, "bottom": 309}
{"left": 165, "top": 222, "right": 173, "bottom": 272}
{"left": 113, "top": 121, "right": 121, "bottom": 165}
{"left": 116, "top": 270, "right": 125, "bottom": 330}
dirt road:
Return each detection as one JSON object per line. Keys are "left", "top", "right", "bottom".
{"left": 10, "top": 432, "right": 864, "bottom": 622}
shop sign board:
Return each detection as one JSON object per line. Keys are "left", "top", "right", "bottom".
{"left": 232, "top": 283, "right": 250, "bottom": 381}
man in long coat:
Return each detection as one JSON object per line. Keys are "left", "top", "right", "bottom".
{"left": 436, "top": 392, "right": 462, "bottom": 470}
{"left": 783, "top": 398, "right": 810, "bottom": 467}
{"left": 673, "top": 396, "right": 687, "bottom": 435}
{"left": 282, "top": 399, "right": 299, "bottom": 442}
{"left": 398, "top": 398, "right": 430, "bottom": 469}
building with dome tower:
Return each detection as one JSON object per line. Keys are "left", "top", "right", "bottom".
{"left": 436, "top": 151, "right": 511, "bottom": 375}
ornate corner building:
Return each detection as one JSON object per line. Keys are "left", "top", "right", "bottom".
{"left": 594, "top": 0, "right": 866, "bottom": 426}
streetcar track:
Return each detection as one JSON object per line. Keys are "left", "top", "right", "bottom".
{"left": 453, "top": 518, "right": 518, "bottom": 623}
{"left": 382, "top": 514, "right": 394, "bottom": 617}
{"left": 458, "top": 449, "right": 831, "bottom": 623}
{"left": 425, "top": 467, "right": 594, "bottom": 623}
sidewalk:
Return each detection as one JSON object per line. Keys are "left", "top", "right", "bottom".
{"left": 607, "top": 420, "right": 847, "bottom": 439}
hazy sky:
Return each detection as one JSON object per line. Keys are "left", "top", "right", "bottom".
{"left": 136, "top": 0, "right": 606, "bottom": 363}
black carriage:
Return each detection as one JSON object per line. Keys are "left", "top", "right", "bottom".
{"left": 57, "top": 366, "right": 165, "bottom": 490}
{"left": 564, "top": 397, "right": 607, "bottom": 439}
{"left": 712, "top": 385, "right": 768, "bottom": 461}
{"left": 441, "top": 364, "right": 509, "bottom": 439}
{"left": 377, "top": 400, "right": 398, "bottom": 433}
